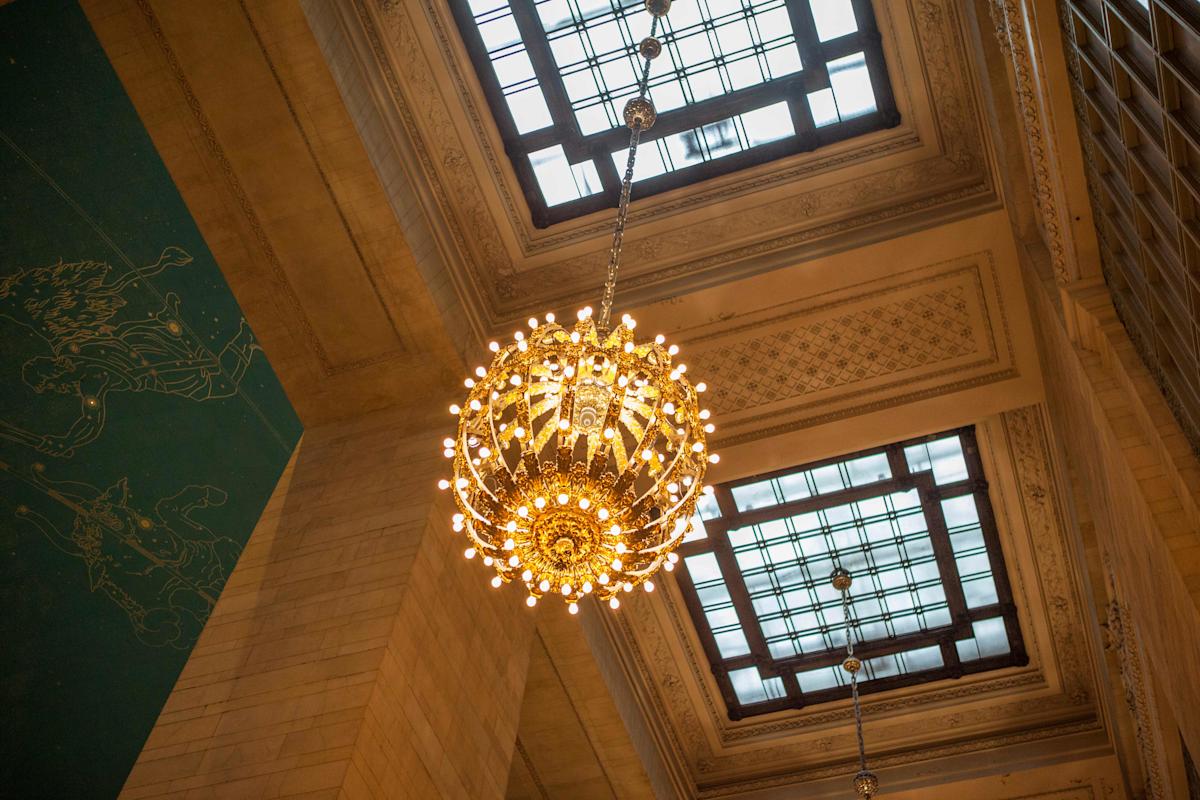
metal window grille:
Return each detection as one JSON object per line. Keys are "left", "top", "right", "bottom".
{"left": 676, "top": 426, "right": 1026, "bottom": 719}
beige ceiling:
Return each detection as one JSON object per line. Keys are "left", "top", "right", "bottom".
{"left": 85, "top": 0, "right": 1140, "bottom": 796}
{"left": 308, "top": 0, "right": 1003, "bottom": 341}
{"left": 84, "top": 0, "right": 463, "bottom": 428}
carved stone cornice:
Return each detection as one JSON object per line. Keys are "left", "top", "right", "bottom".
{"left": 683, "top": 251, "right": 1018, "bottom": 446}
{"left": 988, "top": 0, "right": 1074, "bottom": 283}
{"left": 1101, "top": 563, "right": 1169, "bottom": 799}
{"left": 331, "top": 0, "right": 999, "bottom": 327}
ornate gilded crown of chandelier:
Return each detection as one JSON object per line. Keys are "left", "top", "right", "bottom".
{"left": 437, "top": 0, "right": 716, "bottom": 614}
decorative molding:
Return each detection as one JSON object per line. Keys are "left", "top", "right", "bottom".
{"left": 695, "top": 720, "right": 1105, "bottom": 796}
{"left": 601, "top": 403, "right": 1103, "bottom": 792}
{"left": 988, "top": 0, "right": 1072, "bottom": 283}
{"left": 1000, "top": 405, "right": 1094, "bottom": 707}
{"left": 700, "top": 285, "right": 978, "bottom": 416}
{"left": 684, "top": 252, "right": 1017, "bottom": 446}
{"left": 343, "top": 0, "right": 998, "bottom": 324}
{"left": 1101, "top": 564, "right": 1169, "bottom": 799}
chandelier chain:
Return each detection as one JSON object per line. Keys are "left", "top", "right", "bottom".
{"left": 841, "top": 582, "right": 868, "bottom": 772}
{"left": 600, "top": 15, "right": 660, "bottom": 331}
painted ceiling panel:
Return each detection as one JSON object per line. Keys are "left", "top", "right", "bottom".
{"left": 0, "top": 0, "right": 302, "bottom": 796}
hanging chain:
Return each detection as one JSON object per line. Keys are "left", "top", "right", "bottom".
{"left": 599, "top": 12, "right": 661, "bottom": 332}
{"left": 833, "top": 568, "right": 880, "bottom": 799}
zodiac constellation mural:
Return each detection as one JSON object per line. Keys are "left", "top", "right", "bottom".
{"left": 0, "top": 246, "right": 262, "bottom": 457}
{"left": 3, "top": 459, "right": 238, "bottom": 649}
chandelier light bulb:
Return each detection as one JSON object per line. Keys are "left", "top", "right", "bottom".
{"left": 438, "top": 479, "right": 450, "bottom": 490}
{"left": 609, "top": 597, "right": 620, "bottom": 610}
{"left": 644, "top": 580, "right": 655, "bottom": 593}
{"left": 526, "top": 595, "right": 537, "bottom": 607}
{"left": 539, "top": 579, "right": 551, "bottom": 592}
{"left": 491, "top": 576, "right": 503, "bottom": 588}
{"left": 568, "top": 603, "right": 579, "bottom": 615}
{"left": 545, "top": 312, "right": 556, "bottom": 322}
{"left": 489, "top": 341, "right": 500, "bottom": 352}
{"left": 464, "top": 548, "right": 476, "bottom": 559}
{"left": 483, "top": 556, "right": 494, "bottom": 566}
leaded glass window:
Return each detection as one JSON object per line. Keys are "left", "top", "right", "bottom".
{"left": 451, "top": 0, "right": 900, "bottom": 226}
{"left": 677, "top": 427, "right": 1026, "bottom": 718}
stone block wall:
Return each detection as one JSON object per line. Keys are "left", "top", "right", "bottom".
{"left": 121, "top": 409, "right": 534, "bottom": 799}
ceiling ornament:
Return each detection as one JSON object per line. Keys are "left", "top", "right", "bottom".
{"left": 832, "top": 568, "right": 880, "bottom": 799}
{"left": 438, "top": 0, "right": 715, "bottom": 614}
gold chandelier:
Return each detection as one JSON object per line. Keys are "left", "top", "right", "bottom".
{"left": 438, "top": 0, "right": 716, "bottom": 613}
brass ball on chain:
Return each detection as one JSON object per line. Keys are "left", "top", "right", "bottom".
{"left": 623, "top": 97, "right": 657, "bottom": 129}
{"left": 639, "top": 36, "right": 662, "bottom": 60}
{"left": 842, "top": 656, "right": 862, "bottom": 674}
{"left": 854, "top": 769, "right": 880, "bottom": 798}
{"left": 831, "top": 567, "right": 853, "bottom": 592}
{"left": 644, "top": 0, "right": 671, "bottom": 17}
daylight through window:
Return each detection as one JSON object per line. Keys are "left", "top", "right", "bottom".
{"left": 452, "top": 0, "right": 900, "bottom": 226}
{"left": 676, "top": 427, "right": 1026, "bottom": 718}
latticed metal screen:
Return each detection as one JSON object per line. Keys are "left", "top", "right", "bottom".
{"left": 676, "top": 427, "right": 1026, "bottom": 718}
{"left": 1062, "top": 0, "right": 1200, "bottom": 451}
{"left": 450, "top": 0, "right": 899, "bottom": 226}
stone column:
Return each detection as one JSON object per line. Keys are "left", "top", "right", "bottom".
{"left": 120, "top": 409, "right": 535, "bottom": 799}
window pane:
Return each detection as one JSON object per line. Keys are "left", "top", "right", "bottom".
{"left": 729, "top": 667, "right": 785, "bottom": 705}
{"left": 828, "top": 52, "right": 877, "bottom": 120}
{"left": 811, "top": 0, "right": 858, "bottom": 41}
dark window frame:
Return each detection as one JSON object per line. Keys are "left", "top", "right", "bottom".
{"left": 676, "top": 426, "right": 1027, "bottom": 720}
{"left": 450, "top": 0, "right": 901, "bottom": 227}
